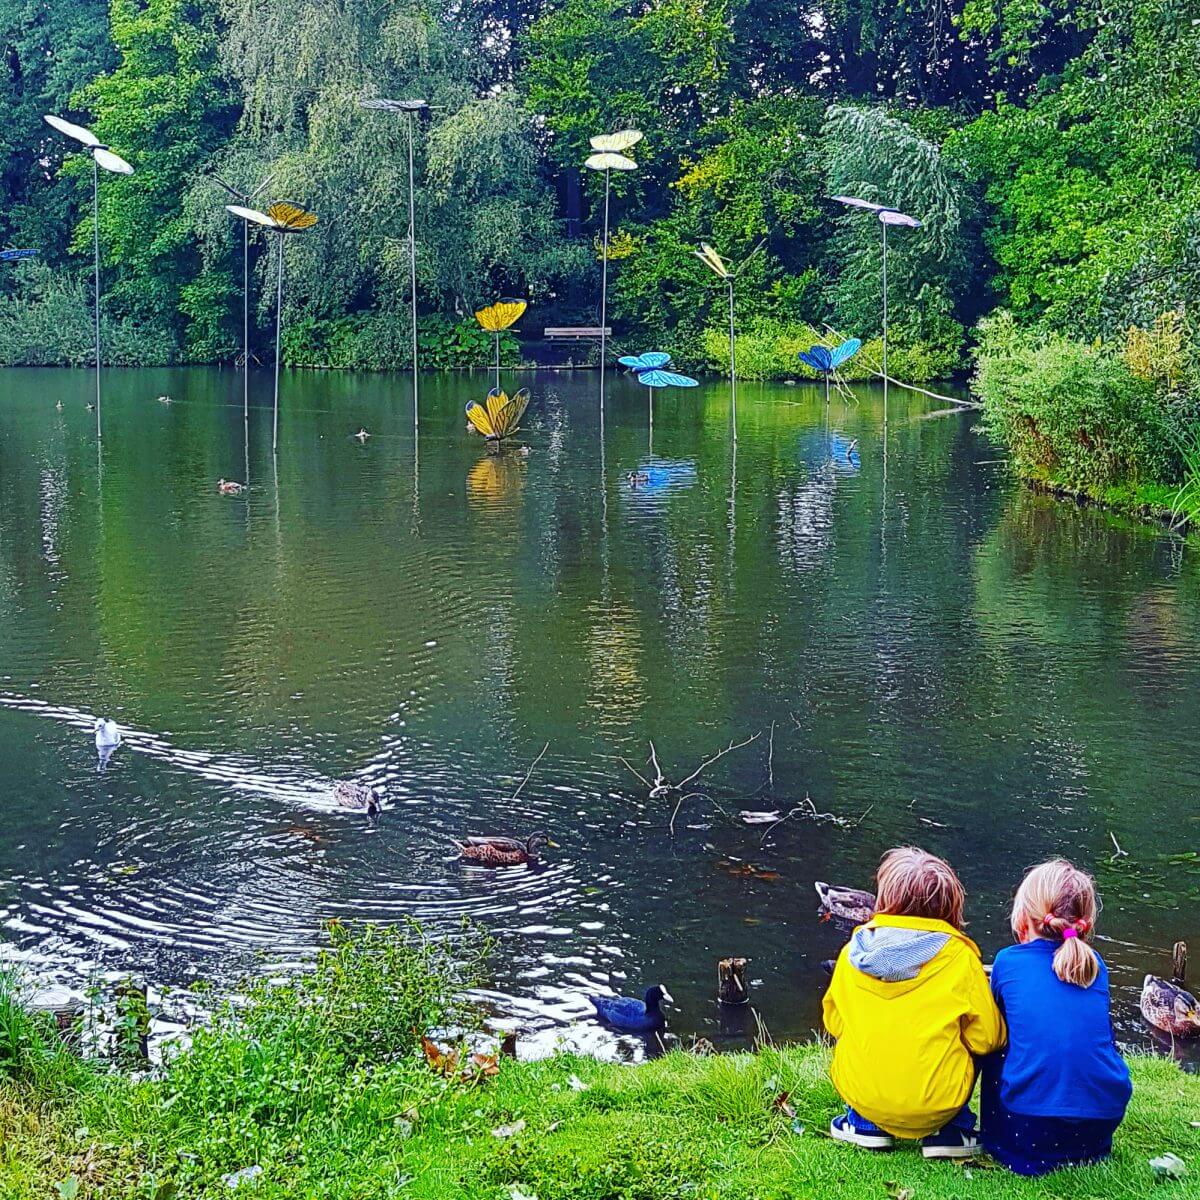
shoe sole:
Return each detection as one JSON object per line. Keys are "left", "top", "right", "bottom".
{"left": 922, "top": 1144, "right": 978, "bottom": 1159}
{"left": 830, "top": 1121, "right": 894, "bottom": 1150}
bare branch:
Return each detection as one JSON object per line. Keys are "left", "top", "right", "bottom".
{"left": 676, "top": 732, "right": 761, "bottom": 791}
{"left": 668, "top": 791, "right": 706, "bottom": 837}
{"left": 618, "top": 755, "right": 651, "bottom": 789}
{"left": 511, "top": 741, "right": 549, "bottom": 802}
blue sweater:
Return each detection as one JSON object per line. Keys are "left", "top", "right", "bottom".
{"left": 986, "top": 940, "right": 1132, "bottom": 1120}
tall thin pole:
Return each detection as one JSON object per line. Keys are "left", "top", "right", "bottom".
{"left": 648, "top": 386, "right": 653, "bottom": 454}
{"left": 728, "top": 279, "right": 737, "bottom": 444}
{"left": 92, "top": 155, "right": 101, "bottom": 439}
{"left": 599, "top": 168, "right": 611, "bottom": 411}
{"left": 494, "top": 331, "right": 501, "bottom": 392}
{"left": 406, "top": 111, "right": 419, "bottom": 432}
{"left": 243, "top": 220, "right": 250, "bottom": 419}
{"left": 273, "top": 236, "right": 283, "bottom": 454}
{"left": 881, "top": 220, "right": 889, "bottom": 440}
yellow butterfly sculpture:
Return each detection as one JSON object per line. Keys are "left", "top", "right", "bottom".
{"left": 267, "top": 202, "right": 318, "bottom": 232}
{"left": 465, "top": 388, "right": 530, "bottom": 442}
{"left": 475, "top": 300, "right": 528, "bottom": 332}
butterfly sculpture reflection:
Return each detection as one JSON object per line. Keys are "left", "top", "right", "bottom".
{"left": 466, "top": 388, "right": 531, "bottom": 454}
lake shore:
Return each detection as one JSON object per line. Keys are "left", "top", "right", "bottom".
{"left": 2, "top": 924, "right": 1197, "bottom": 1199}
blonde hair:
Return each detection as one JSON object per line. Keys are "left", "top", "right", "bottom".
{"left": 1011, "top": 859, "right": 1100, "bottom": 988}
{"left": 875, "top": 846, "right": 965, "bottom": 929}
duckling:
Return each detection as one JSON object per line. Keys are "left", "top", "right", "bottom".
{"left": 217, "top": 479, "right": 245, "bottom": 495}
{"left": 333, "top": 781, "right": 382, "bottom": 817}
{"left": 814, "top": 881, "right": 876, "bottom": 926}
{"left": 453, "top": 833, "right": 554, "bottom": 867}
{"left": 589, "top": 985, "right": 673, "bottom": 1033}
{"left": 354, "top": 428, "right": 370, "bottom": 442}
{"left": 517, "top": 445, "right": 531, "bottom": 457}
{"left": 1141, "top": 942, "right": 1200, "bottom": 1038}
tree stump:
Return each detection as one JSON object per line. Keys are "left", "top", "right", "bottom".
{"left": 717, "top": 957, "right": 750, "bottom": 1006}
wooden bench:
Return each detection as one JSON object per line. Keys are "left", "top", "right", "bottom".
{"left": 544, "top": 326, "right": 611, "bottom": 341}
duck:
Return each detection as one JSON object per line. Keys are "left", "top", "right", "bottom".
{"left": 1141, "top": 942, "right": 1200, "bottom": 1037}
{"left": 588, "top": 985, "right": 673, "bottom": 1033}
{"left": 452, "top": 833, "right": 554, "bottom": 867}
{"left": 157, "top": 395, "right": 172, "bottom": 405}
{"left": 517, "top": 445, "right": 531, "bottom": 458}
{"left": 217, "top": 479, "right": 245, "bottom": 495}
{"left": 86, "top": 402, "right": 95, "bottom": 412}
{"left": 814, "top": 881, "right": 876, "bottom": 926}
{"left": 333, "top": 781, "right": 382, "bottom": 817}
{"left": 354, "top": 428, "right": 370, "bottom": 442}
{"left": 55, "top": 400, "right": 63, "bottom": 412}
{"left": 627, "top": 471, "right": 650, "bottom": 487}
{"left": 94, "top": 718, "right": 121, "bottom": 772}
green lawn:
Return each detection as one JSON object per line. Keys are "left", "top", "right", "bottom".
{"left": 2, "top": 925, "right": 1197, "bottom": 1199}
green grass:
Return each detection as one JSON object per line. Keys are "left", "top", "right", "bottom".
{"left": 1, "top": 928, "right": 1197, "bottom": 1199}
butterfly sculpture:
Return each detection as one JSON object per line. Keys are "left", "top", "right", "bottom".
{"left": 225, "top": 201, "right": 318, "bottom": 233}
{"left": 0, "top": 249, "right": 37, "bottom": 262}
{"left": 476, "top": 300, "right": 528, "bottom": 390}
{"left": 466, "top": 388, "right": 531, "bottom": 453}
{"left": 224, "top": 201, "right": 319, "bottom": 451}
{"left": 585, "top": 130, "right": 643, "bottom": 401}
{"left": 619, "top": 353, "right": 697, "bottom": 450}
{"left": 798, "top": 338, "right": 862, "bottom": 405}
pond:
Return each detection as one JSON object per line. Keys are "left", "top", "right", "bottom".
{"left": 0, "top": 366, "right": 1197, "bottom": 1060}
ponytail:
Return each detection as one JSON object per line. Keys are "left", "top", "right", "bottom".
{"left": 1012, "top": 860, "right": 1102, "bottom": 989}
{"left": 1045, "top": 916, "right": 1100, "bottom": 988}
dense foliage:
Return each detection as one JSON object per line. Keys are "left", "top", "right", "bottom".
{"left": 0, "top": 0, "right": 1195, "bottom": 401}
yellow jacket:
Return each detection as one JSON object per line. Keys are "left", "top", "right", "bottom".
{"left": 822, "top": 914, "right": 1006, "bottom": 1138}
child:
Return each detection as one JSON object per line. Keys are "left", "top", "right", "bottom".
{"left": 982, "top": 859, "right": 1132, "bottom": 1175}
{"left": 823, "top": 846, "right": 1005, "bottom": 1158}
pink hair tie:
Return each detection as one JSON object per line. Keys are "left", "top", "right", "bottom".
{"left": 1061, "top": 927, "right": 1079, "bottom": 940}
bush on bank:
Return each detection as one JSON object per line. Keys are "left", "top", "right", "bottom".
{"left": 1, "top": 922, "right": 1198, "bottom": 1200}
{"left": 974, "top": 312, "right": 1200, "bottom": 504}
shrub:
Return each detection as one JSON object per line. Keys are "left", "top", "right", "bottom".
{"left": 974, "top": 312, "right": 1181, "bottom": 489}
{"left": 699, "top": 318, "right": 958, "bottom": 382}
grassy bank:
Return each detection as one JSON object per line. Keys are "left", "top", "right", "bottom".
{"left": 2, "top": 926, "right": 1198, "bottom": 1199}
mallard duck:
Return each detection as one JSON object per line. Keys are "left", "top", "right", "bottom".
{"left": 453, "top": 833, "right": 554, "bottom": 867}
{"left": 333, "top": 781, "right": 382, "bottom": 817}
{"left": 815, "top": 881, "right": 876, "bottom": 925}
{"left": 217, "top": 479, "right": 245, "bottom": 495}
{"left": 589, "top": 985, "right": 673, "bottom": 1032}
{"left": 627, "top": 471, "right": 650, "bottom": 487}
{"left": 354, "top": 428, "right": 370, "bottom": 442}
{"left": 1141, "top": 942, "right": 1200, "bottom": 1037}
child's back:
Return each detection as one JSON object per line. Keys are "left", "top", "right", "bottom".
{"left": 983, "top": 859, "right": 1131, "bottom": 1176}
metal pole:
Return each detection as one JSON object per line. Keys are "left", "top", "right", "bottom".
{"left": 648, "top": 386, "right": 653, "bottom": 454}
{"left": 243, "top": 219, "right": 249, "bottom": 419}
{"left": 728, "top": 279, "right": 737, "bottom": 444}
{"left": 600, "top": 168, "right": 610, "bottom": 411}
{"left": 92, "top": 155, "right": 101, "bottom": 439}
{"left": 881, "top": 220, "right": 888, "bottom": 439}
{"left": 407, "top": 111, "right": 419, "bottom": 432}
{"left": 494, "top": 331, "right": 501, "bottom": 393}
{"left": 273, "top": 236, "right": 283, "bottom": 454}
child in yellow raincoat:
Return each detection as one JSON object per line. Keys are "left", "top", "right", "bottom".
{"left": 823, "top": 847, "right": 1005, "bottom": 1158}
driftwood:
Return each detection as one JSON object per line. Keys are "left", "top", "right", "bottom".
{"left": 620, "top": 733, "right": 761, "bottom": 834}
{"left": 717, "top": 957, "right": 750, "bottom": 1007}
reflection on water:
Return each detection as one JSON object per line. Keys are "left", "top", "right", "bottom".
{"left": 0, "top": 367, "right": 1197, "bottom": 1062}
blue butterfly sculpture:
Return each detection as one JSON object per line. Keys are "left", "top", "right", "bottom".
{"left": 0, "top": 248, "right": 37, "bottom": 262}
{"left": 619, "top": 352, "right": 698, "bottom": 448}
{"left": 798, "top": 338, "right": 861, "bottom": 403}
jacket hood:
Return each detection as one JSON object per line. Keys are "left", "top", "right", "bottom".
{"left": 843, "top": 915, "right": 981, "bottom": 994}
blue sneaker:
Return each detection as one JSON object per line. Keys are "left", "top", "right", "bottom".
{"left": 921, "top": 1127, "right": 979, "bottom": 1159}
{"left": 830, "top": 1113, "right": 894, "bottom": 1150}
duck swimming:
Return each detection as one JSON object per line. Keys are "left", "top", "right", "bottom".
{"left": 354, "top": 428, "right": 370, "bottom": 442}
{"left": 333, "top": 781, "right": 382, "bottom": 817}
{"left": 217, "top": 479, "right": 245, "bottom": 495}
{"left": 815, "top": 881, "right": 876, "bottom": 926}
{"left": 1141, "top": 942, "right": 1200, "bottom": 1038}
{"left": 157, "top": 395, "right": 172, "bottom": 405}
{"left": 94, "top": 718, "right": 121, "bottom": 772}
{"left": 589, "top": 985, "right": 673, "bottom": 1033}
{"left": 452, "top": 833, "right": 554, "bottom": 867}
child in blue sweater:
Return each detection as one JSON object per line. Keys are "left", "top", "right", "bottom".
{"left": 983, "top": 860, "right": 1132, "bottom": 1176}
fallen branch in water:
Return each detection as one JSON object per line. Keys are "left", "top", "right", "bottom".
{"left": 510, "top": 741, "right": 550, "bottom": 802}
{"left": 620, "top": 732, "right": 762, "bottom": 834}
{"left": 758, "top": 795, "right": 873, "bottom": 847}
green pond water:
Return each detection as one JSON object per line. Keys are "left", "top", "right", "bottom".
{"left": 0, "top": 366, "right": 1197, "bottom": 1059}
